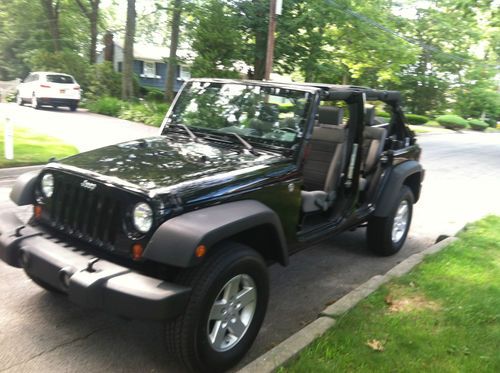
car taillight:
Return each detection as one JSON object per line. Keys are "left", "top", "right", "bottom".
{"left": 40, "top": 84, "right": 51, "bottom": 88}
{"left": 73, "top": 85, "right": 80, "bottom": 90}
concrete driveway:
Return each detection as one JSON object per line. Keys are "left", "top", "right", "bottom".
{"left": 0, "top": 104, "right": 499, "bottom": 372}
{"left": 0, "top": 103, "right": 159, "bottom": 152}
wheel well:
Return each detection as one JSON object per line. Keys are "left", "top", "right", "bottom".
{"left": 403, "top": 172, "right": 421, "bottom": 202}
{"left": 223, "top": 224, "right": 287, "bottom": 266}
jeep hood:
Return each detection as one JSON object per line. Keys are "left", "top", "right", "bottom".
{"left": 58, "top": 136, "right": 286, "bottom": 192}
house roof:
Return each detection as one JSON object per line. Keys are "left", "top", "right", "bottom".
{"left": 115, "top": 40, "right": 194, "bottom": 63}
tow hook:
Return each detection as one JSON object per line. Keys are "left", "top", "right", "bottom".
{"left": 86, "top": 257, "right": 100, "bottom": 273}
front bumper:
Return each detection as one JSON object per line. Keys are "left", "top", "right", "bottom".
{"left": 0, "top": 211, "right": 190, "bottom": 320}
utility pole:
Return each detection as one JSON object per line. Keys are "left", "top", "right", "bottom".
{"left": 264, "top": 0, "right": 278, "bottom": 80}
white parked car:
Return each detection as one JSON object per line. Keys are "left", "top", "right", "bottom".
{"left": 17, "top": 71, "right": 81, "bottom": 111}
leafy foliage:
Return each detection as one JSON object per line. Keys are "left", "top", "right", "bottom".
{"left": 467, "top": 119, "right": 489, "bottom": 132}
{"left": 118, "top": 102, "right": 169, "bottom": 127}
{"left": 86, "top": 96, "right": 124, "bottom": 116}
{"left": 144, "top": 88, "right": 166, "bottom": 102}
{"left": 28, "top": 50, "right": 90, "bottom": 89}
{"left": 405, "top": 114, "right": 429, "bottom": 125}
{"left": 189, "top": 0, "right": 242, "bottom": 78}
{"left": 86, "top": 96, "right": 169, "bottom": 127}
{"left": 85, "top": 62, "right": 122, "bottom": 99}
{"left": 435, "top": 115, "right": 469, "bottom": 130}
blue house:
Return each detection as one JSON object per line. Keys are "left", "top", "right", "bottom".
{"left": 97, "top": 35, "right": 192, "bottom": 92}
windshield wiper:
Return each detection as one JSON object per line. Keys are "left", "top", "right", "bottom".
{"left": 170, "top": 123, "right": 199, "bottom": 141}
{"left": 220, "top": 132, "right": 260, "bottom": 156}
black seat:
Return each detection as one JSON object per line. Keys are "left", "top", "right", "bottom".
{"left": 359, "top": 126, "right": 387, "bottom": 190}
{"left": 301, "top": 107, "right": 346, "bottom": 213}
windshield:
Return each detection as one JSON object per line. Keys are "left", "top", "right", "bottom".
{"left": 46, "top": 74, "right": 74, "bottom": 84}
{"left": 165, "top": 81, "right": 311, "bottom": 149}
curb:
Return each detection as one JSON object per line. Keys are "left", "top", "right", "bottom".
{"left": 237, "top": 236, "right": 458, "bottom": 373}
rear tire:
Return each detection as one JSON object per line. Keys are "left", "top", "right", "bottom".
{"left": 31, "top": 94, "right": 40, "bottom": 109}
{"left": 16, "top": 93, "right": 23, "bottom": 106}
{"left": 166, "top": 242, "right": 269, "bottom": 372}
{"left": 69, "top": 104, "right": 77, "bottom": 112}
{"left": 367, "top": 185, "right": 414, "bottom": 256}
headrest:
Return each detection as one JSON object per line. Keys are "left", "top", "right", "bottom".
{"left": 318, "top": 106, "right": 344, "bottom": 126}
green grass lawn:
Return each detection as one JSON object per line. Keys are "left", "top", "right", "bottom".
{"left": 281, "top": 215, "right": 500, "bottom": 373}
{"left": 0, "top": 126, "right": 78, "bottom": 168}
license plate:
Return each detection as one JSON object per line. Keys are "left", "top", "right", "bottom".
{"left": 60, "top": 89, "right": 65, "bottom": 94}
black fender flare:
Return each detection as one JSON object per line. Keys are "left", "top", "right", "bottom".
{"left": 143, "top": 200, "right": 288, "bottom": 268}
{"left": 10, "top": 171, "right": 40, "bottom": 206}
{"left": 373, "top": 160, "right": 423, "bottom": 217}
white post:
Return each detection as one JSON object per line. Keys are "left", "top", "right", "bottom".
{"left": 4, "top": 117, "right": 14, "bottom": 160}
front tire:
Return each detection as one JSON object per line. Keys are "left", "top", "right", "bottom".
{"left": 367, "top": 185, "right": 414, "bottom": 256}
{"left": 166, "top": 242, "right": 269, "bottom": 372}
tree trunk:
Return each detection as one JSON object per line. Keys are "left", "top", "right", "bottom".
{"left": 122, "top": 0, "right": 136, "bottom": 100}
{"left": 75, "top": 0, "right": 100, "bottom": 64}
{"left": 165, "top": 0, "right": 182, "bottom": 102}
{"left": 40, "top": 0, "right": 61, "bottom": 51}
{"left": 253, "top": 0, "right": 267, "bottom": 80}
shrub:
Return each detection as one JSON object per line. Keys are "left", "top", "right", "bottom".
{"left": 468, "top": 119, "right": 489, "bottom": 131}
{"left": 405, "top": 114, "right": 429, "bottom": 125}
{"left": 435, "top": 115, "right": 469, "bottom": 130}
{"left": 86, "top": 96, "right": 124, "bottom": 117}
{"left": 376, "top": 111, "right": 391, "bottom": 118}
{"left": 5, "top": 92, "right": 16, "bottom": 103}
{"left": 118, "top": 102, "right": 169, "bottom": 127}
{"left": 144, "top": 88, "right": 165, "bottom": 102}
{"left": 86, "top": 62, "right": 122, "bottom": 99}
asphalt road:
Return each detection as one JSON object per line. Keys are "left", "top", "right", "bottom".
{"left": 1, "top": 105, "right": 499, "bottom": 372}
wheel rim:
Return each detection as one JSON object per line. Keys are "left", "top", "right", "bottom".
{"left": 392, "top": 200, "right": 409, "bottom": 243}
{"left": 207, "top": 274, "right": 257, "bottom": 352}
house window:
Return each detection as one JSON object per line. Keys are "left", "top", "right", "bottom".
{"left": 117, "top": 62, "right": 122, "bottom": 72}
{"left": 143, "top": 62, "right": 156, "bottom": 78}
{"left": 179, "top": 66, "right": 191, "bottom": 81}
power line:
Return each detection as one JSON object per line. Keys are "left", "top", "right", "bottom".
{"left": 325, "top": 0, "right": 499, "bottom": 70}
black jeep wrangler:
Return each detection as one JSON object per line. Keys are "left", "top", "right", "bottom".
{"left": 0, "top": 79, "right": 423, "bottom": 372}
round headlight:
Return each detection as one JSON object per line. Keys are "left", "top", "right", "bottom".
{"left": 133, "top": 202, "right": 153, "bottom": 233}
{"left": 41, "top": 173, "right": 54, "bottom": 198}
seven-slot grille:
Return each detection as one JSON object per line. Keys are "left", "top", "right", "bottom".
{"left": 45, "top": 174, "right": 122, "bottom": 249}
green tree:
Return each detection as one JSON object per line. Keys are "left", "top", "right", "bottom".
{"left": 232, "top": 0, "right": 269, "bottom": 79}
{"left": 0, "top": 0, "right": 91, "bottom": 80}
{"left": 190, "top": 0, "right": 241, "bottom": 78}
{"left": 275, "top": 0, "right": 416, "bottom": 85}
{"left": 74, "top": 0, "right": 101, "bottom": 63}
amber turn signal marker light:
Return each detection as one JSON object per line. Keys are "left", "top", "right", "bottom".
{"left": 34, "top": 205, "right": 42, "bottom": 219}
{"left": 132, "top": 243, "right": 144, "bottom": 260}
{"left": 195, "top": 245, "right": 207, "bottom": 258}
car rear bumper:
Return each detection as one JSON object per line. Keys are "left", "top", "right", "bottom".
{"left": 38, "top": 98, "right": 79, "bottom": 106}
{"left": 0, "top": 211, "right": 190, "bottom": 321}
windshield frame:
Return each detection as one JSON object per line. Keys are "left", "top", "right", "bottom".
{"left": 160, "top": 79, "right": 318, "bottom": 153}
